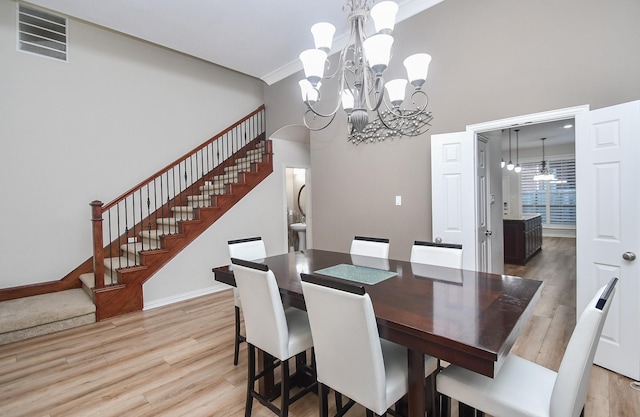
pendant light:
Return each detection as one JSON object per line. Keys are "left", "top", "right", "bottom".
{"left": 533, "top": 137, "right": 557, "bottom": 181}
{"left": 514, "top": 129, "right": 522, "bottom": 173}
{"left": 506, "top": 129, "right": 514, "bottom": 170}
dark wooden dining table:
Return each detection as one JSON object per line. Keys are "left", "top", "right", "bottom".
{"left": 213, "top": 249, "right": 543, "bottom": 417}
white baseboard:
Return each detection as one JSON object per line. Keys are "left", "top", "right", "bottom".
{"left": 143, "top": 283, "right": 230, "bottom": 311}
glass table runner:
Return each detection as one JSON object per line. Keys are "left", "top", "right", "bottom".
{"left": 314, "top": 264, "right": 397, "bottom": 285}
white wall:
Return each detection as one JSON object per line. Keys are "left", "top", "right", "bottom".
{"left": 0, "top": 1, "right": 264, "bottom": 288}
{"left": 143, "top": 138, "right": 311, "bottom": 307}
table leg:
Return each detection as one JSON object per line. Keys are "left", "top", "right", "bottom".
{"left": 408, "top": 349, "right": 426, "bottom": 417}
{"left": 258, "top": 349, "right": 277, "bottom": 399}
{"left": 459, "top": 402, "right": 477, "bottom": 417}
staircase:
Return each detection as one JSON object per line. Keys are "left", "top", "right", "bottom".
{"left": 82, "top": 138, "right": 272, "bottom": 320}
{"left": 0, "top": 106, "right": 272, "bottom": 338}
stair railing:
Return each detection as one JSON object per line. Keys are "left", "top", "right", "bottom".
{"left": 90, "top": 105, "right": 266, "bottom": 289}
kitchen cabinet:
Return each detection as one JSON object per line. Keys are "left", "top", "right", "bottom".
{"left": 503, "top": 214, "right": 542, "bottom": 265}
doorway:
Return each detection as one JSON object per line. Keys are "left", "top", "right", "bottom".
{"left": 285, "top": 167, "right": 307, "bottom": 252}
{"left": 481, "top": 119, "right": 577, "bottom": 267}
{"left": 432, "top": 105, "right": 588, "bottom": 272}
{"left": 467, "top": 106, "right": 587, "bottom": 272}
{"left": 434, "top": 102, "right": 640, "bottom": 379}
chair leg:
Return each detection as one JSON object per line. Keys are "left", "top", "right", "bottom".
{"left": 319, "top": 383, "right": 330, "bottom": 417}
{"left": 335, "top": 391, "right": 343, "bottom": 413}
{"left": 281, "top": 359, "right": 290, "bottom": 417}
{"left": 425, "top": 374, "right": 437, "bottom": 417}
{"left": 440, "top": 394, "right": 450, "bottom": 417}
{"left": 234, "top": 306, "right": 244, "bottom": 366}
{"left": 245, "top": 344, "right": 255, "bottom": 417}
{"left": 458, "top": 403, "right": 476, "bottom": 417}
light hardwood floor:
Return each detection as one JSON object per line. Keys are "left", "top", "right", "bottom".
{"left": 0, "top": 237, "right": 638, "bottom": 416}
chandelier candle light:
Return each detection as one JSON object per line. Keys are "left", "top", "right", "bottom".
{"left": 298, "top": 0, "right": 433, "bottom": 144}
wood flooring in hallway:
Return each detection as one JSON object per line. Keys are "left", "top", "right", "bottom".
{"left": 0, "top": 237, "right": 638, "bottom": 416}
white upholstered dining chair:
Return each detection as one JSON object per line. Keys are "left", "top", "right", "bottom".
{"left": 350, "top": 236, "right": 390, "bottom": 259}
{"left": 231, "top": 258, "right": 316, "bottom": 417}
{"left": 409, "top": 241, "right": 462, "bottom": 268}
{"left": 437, "top": 277, "right": 618, "bottom": 417}
{"left": 227, "top": 237, "right": 267, "bottom": 365}
{"left": 301, "top": 273, "right": 439, "bottom": 417}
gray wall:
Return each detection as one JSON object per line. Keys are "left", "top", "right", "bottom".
{"left": 265, "top": 0, "right": 640, "bottom": 261}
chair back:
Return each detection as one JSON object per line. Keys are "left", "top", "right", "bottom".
{"left": 410, "top": 241, "right": 462, "bottom": 268}
{"left": 227, "top": 237, "right": 267, "bottom": 308}
{"left": 550, "top": 277, "right": 618, "bottom": 417}
{"left": 230, "top": 258, "right": 289, "bottom": 360}
{"left": 300, "top": 273, "right": 390, "bottom": 415}
{"left": 228, "top": 237, "right": 266, "bottom": 261}
{"left": 350, "top": 236, "right": 390, "bottom": 259}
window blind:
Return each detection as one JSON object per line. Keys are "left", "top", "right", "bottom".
{"left": 521, "top": 157, "right": 576, "bottom": 226}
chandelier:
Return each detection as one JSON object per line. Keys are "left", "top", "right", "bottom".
{"left": 298, "top": 0, "right": 433, "bottom": 144}
{"left": 533, "top": 137, "right": 557, "bottom": 181}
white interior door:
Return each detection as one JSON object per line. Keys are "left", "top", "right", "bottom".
{"left": 576, "top": 100, "right": 640, "bottom": 380}
{"left": 431, "top": 131, "right": 476, "bottom": 270}
{"left": 476, "top": 138, "right": 490, "bottom": 272}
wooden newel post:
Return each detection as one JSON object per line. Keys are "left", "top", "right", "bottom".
{"left": 91, "top": 200, "right": 105, "bottom": 289}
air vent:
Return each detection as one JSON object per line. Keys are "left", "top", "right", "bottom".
{"left": 17, "top": 3, "right": 67, "bottom": 62}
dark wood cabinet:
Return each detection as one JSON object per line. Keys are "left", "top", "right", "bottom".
{"left": 503, "top": 214, "right": 542, "bottom": 265}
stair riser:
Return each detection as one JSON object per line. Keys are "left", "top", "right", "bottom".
{"left": 172, "top": 211, "right": 194, "bottom": 221}
{"left": 186, "top": 197, "right": 213, "bottom": 207}
{"left": 141, "top": 236, "right": 162, "bottom": 248}
{"left": 225, "top": 162, "right": 252, "bottom": 173}
{"left": 212, "top": 173, "right": 239, "bottom": 183}
{"left": 197, "top": 185, "right": 225, "bottom": 193}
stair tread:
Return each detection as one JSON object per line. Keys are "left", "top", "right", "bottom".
{"left": 80, "top": 272, "right": 117, "bottom": 287}
{"left": 120, "top": 241, "right": 161, "bottom": 252}
{"left": 0, "top": 289, "right": 95, "bottom": 334}
{"left": 105, "top": 256, "right": 138, "bottom": 269}
{"left": 140, "top": 229, "right": 170, "bottom": 238}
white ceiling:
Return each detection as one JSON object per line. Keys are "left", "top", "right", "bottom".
{"left": 26, "top": 0, "right": 443, "bottom": 85}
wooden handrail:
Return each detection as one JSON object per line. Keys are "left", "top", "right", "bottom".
{"left": 102, "top": 105, "right": 265, "bottom": 212}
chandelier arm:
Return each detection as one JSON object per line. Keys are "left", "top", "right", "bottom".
{"left": 302, "top": 109, "right": 337, "bottom": 131}
{"left": 303, "top": 97, "right": 343, "bottom": 119}
{"left": 375, "top": 105, "right": 398, "bottom": 131}
{"left": 321, "top": 47, "right": 347, "bottom": 81}
{"left": 381, "top": 89, "right": 429, "bottom": 118}
{"left": 364, "top": 74, "right": 385, "bottom": 112}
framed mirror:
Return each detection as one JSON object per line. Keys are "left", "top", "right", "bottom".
{"left": 297, "top": 184, "right": 306, "bottom": 218}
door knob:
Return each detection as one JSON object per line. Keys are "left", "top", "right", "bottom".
{"left": 623, "top": 252, "right": 636, "bottom": 261}
{"left": 485, "top": 230, "right": 493, "bottom": 236}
